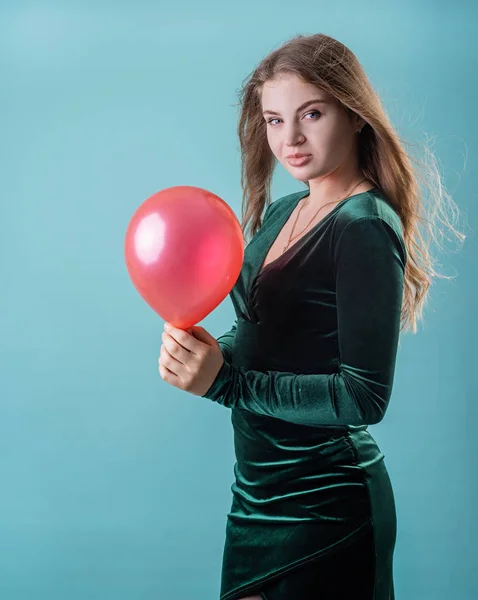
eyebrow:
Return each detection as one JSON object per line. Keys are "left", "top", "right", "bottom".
{"left": 262, "top": 98, "right": 327, "bottom": 116}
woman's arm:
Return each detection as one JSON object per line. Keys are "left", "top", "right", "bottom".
{"left": 214, "top": 200, "right": 278, "bottom": 363}
{"left": 216, "top": 319, "right": 238, "bottom": 363}
{"left": 204, "top": 216, "right": 406, "bottom": 427}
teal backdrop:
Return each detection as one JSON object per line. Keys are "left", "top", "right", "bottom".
{"left": 1, "top": 1, "right": 476, "bottom": 598}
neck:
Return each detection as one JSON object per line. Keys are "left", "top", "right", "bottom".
{"left": 305, "top": 165, "right": 369, "bottom": 208}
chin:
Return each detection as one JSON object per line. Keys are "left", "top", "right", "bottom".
{"left": 288, "top": 166, "right": 316, "bottom": 179}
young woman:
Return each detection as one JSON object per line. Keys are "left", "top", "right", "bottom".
{"left": 158, "top": 33, "right": 465, "bottom": 599}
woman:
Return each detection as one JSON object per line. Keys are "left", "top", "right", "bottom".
{"left": 158, "top": 33, "right": 464, "bottom": 599}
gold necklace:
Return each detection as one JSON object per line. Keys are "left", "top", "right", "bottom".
{"left": 282, "top": 178, "right": 368, "bottom": 254}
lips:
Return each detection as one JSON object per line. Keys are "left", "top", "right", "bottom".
{"left": 286, "top": 155, "right": 312, "bottom": 166}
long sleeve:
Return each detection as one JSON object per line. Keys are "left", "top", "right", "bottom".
{"left": 203, "top": 216, "right": 406, "bottom": 427}
{"left": 214, "top": 201, "right": 277, "bottom": 364}
{"left": 216, "top": 319, "right": 238, "bottom": 363}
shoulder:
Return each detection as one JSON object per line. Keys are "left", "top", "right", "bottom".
{"left": 334, "top": 189, "right": 407, "bottom": 264}
{"left": 336, "top": 188, "right": 403, "bottom": 232}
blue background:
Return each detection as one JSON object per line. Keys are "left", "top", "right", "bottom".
{"left": 1, "top": 1, "right": 476, "bottom": 598}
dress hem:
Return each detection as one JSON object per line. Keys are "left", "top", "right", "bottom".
{"left": 219, "top": 518, "right": 372, "bottom": 600}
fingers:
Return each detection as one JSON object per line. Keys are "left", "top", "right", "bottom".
{"left": 161, "top": 331, "right": 191, "bottom": 365}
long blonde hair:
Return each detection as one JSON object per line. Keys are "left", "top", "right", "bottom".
{"left": 233, "top": 33, "right": 467, "bottom": 334}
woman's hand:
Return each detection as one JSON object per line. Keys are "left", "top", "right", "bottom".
{"left": 158, "top": 322, "right": 224, "bottom": 397}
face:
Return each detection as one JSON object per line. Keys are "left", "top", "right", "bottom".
{"left": 261, "top": 74, "right": 363, "bottom": 182}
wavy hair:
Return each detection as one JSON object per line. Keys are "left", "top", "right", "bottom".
{"left": 233, "top": 33, "right": 467, "bottom": 334}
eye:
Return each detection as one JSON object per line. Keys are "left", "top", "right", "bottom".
{"left": 266, "top": 110, "right": 321, "bottom": 126}
{"left": 306, "top": 110, "right": 321, "bottom": 119}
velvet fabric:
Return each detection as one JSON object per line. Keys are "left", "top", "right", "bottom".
{"left": 203, "top": 187, "right": 406, "bottom": 599}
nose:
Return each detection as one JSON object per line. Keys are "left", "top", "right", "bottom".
{"left": 283, "top": 123, "right": 305, "bottom": 147}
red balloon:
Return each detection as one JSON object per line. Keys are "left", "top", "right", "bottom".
{"left": 125, "top": 185, "right": 244, "bottom": 329}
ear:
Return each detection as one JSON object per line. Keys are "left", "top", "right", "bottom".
{"left": 354, "top": 114, "right": 366, "bottom": 131}
{"left": 346, "top": 110, "right": 365, "bottom": 132}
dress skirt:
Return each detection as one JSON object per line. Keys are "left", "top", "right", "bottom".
{"left": 219, "top": 430, "right": 397, "bottom": 600}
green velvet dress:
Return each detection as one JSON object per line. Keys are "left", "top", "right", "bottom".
{"left": 202, "top": 186, "right": 406, "bottom": 599}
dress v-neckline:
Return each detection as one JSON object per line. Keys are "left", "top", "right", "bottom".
{"left": 254, "top": 186, "right": 379, "bottom": 280}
